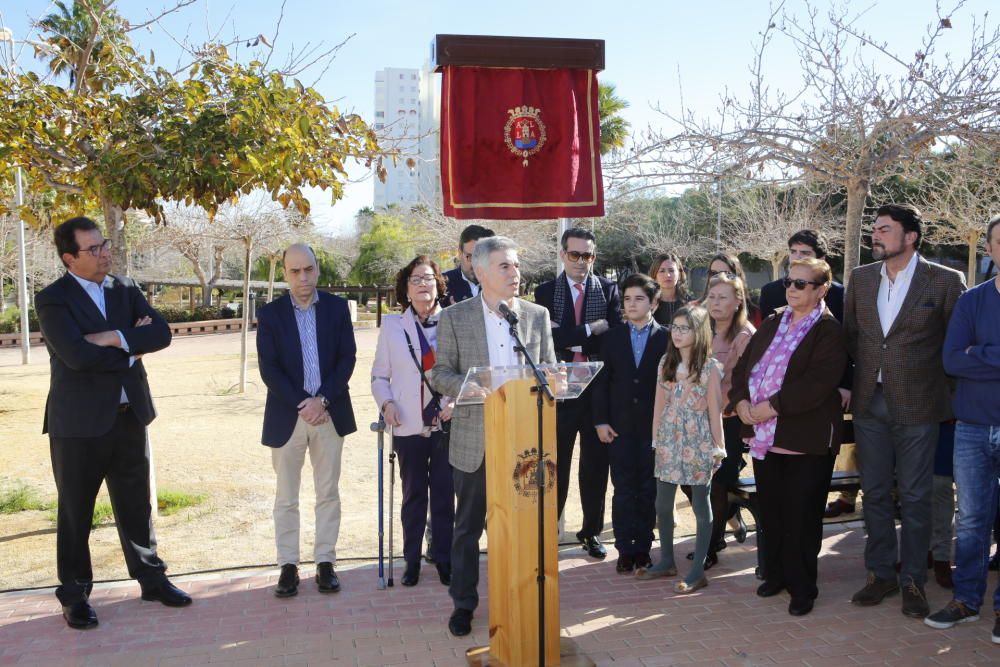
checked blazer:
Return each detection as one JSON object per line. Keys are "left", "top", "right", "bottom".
{"left": 844, "top": 255, "right": 965, "bottom": 425}
{"left": 430, "top": 294, "right": 556, "bottom": 473}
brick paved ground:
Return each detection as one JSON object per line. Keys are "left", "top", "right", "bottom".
{"left": 1, "top": 523, "right": 996, "bottom": 666}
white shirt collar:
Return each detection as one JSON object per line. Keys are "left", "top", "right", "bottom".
{"left": 879, "top": 251, "right": 919, "bottom": 285}
{"left": 565, "top": 273, "right": 588, "bottom": 292}
{"left": 68, "top": 271, "right": 112, "bottom": 291}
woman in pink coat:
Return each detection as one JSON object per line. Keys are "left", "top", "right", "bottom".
{"left": 371, "top": 256, "right": 454, "bottom": 587}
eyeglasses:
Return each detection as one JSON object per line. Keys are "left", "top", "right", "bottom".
{"left": 408, "top": 275, "right": 436, "bottom": 285}
{"left": 79, "top": 239, "right": 111, "bottom": 257}
{"left": 668, "top": 324, "right": 693, "bottom": 334}
{"left": 782, "top": 278, "right": 823, "bottom": 290}
{"left": 708, "top": 270, "right": 736, "bottom": 279}
{"left": 565, "top": 251, "right": 596, "bottom": 263}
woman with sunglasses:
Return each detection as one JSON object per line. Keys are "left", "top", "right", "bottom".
{"left": 729, "top": 257, "right": 847, "bottom": 616}
{"left": 371, "top": 256, "right": 455, "bottom": 588}
{"left": 649, "top": 253, "right": 692, "bottom": 327}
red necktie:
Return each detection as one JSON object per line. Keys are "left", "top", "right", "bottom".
{"left": 573, "top": 282, "right": 586, "bottom": 362}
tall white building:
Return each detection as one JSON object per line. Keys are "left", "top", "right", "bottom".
{"left": 373, "top": 65, "right": 442, "bottom": 211}
{"left": 373, "top": 68, "right": 421, "bottom": 209}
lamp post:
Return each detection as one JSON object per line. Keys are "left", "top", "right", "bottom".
{"left": 0, "top": 27, "right": 30, "bottom": 364}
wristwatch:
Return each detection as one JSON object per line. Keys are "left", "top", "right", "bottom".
{"left": 317, "top": 394, "right": 330, "bottom": 408}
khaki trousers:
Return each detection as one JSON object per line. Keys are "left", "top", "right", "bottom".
{"left": 271, "top": 417, "right": 344, "bottom": 566}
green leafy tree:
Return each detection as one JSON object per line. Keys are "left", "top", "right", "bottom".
{"left": 598, "top": 82, "right": 630, "bottom": 156}
{"left": 349, "top": 213, "right": 422, "bottom": 285}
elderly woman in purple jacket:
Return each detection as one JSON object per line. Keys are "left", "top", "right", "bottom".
{"left": 372, "top": 256, "right": 455, "bottom": 587}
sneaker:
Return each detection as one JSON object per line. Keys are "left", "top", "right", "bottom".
{"left": 901, "top": 578, "right": 930, "bottom": 619}
{"left": 925, "top": 600, "right": 979, "bottom": 629}
{"left": 851, "top": 572, "right": 899, "bottom": 606}
{"left": 992, "top": 611, "right": 1000, "bottom": 644}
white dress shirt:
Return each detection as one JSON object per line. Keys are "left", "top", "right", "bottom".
{"left": 481, "top": 297, "right": 520, "bottom": 368}
{"left": 876, "top": 252, "right": 919, "bottom": 382}
{"left": 461, "top": 271, "right": 481, "bottom": 298}
{"left": 68, "top": 271, "right": 131, "bottom": 402}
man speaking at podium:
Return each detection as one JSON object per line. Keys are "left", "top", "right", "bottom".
{"left": 432, "top": 236, "right": 556, "bottom": 637}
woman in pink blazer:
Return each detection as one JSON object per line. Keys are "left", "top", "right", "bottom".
{"left": 371, "top": 255, "right": 454, "bottom": 587}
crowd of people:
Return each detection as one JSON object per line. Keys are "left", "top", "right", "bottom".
{"left": 34, "top": 208, "right": 1000, "bottom": 647}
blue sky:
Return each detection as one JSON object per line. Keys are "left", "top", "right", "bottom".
{"left": 2, "top": 0, "right": 993, "bottom": 235}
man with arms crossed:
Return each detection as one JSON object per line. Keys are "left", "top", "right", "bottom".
{"left": 431, "top": 236, "right": 555, "bottom": 637}
{"left": 37, "top": 216, "right": 190, "bottom": 630}
{"left": 256, "top": 244, "right": 357, "bottom": 597}
{"left": 925, "top": 216, "right": 1000, "bottom": 642}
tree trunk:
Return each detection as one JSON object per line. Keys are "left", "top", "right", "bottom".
{"left": 239, "top": 240, "right": 253, "bottom": 394}
{"left": 770, "top": 254, "right": 784, "bottom": 281}
{"left": 267, "top": 257, "right": 277, "bottom": 303}
{"left": 0, "top": 276, "right": 5, "bottom": 313}
{"left": 102, "top": 198, "right": 130, "bottom": 277}
{"left": 842, "top": 178, "right": 870, "bottom": 286}
{"left": 967, "top": 231, "right": 979, "bottom": 286}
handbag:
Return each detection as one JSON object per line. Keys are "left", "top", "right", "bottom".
{"left": 402, "top": 327, "right": 451, "bottom": 444}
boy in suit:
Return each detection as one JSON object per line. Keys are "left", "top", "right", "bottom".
{"left": 592, "top": 273, "right": 668, "bottom": 573}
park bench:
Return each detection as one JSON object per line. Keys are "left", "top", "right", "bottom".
{"left": 729, "top": 469, "right": 861, "bottom": 579}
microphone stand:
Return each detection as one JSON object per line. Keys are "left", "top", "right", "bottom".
{"left": 498, "top": 302, "right": 553, "bottom": 667}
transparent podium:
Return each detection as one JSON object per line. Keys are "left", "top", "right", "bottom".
{"left": 457, "top": 362, "right": 602, "bottom": 667}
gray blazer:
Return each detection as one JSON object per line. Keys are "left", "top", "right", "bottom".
{"left": 844, "top": 255, "right": 965, "bottom": 425}
{"left": 431, "top": 294, "right": 556, "bottom": 473}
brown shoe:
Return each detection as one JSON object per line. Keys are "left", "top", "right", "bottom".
{"left": 824, "top": 499, "right": 856, "bottom": 518}
{"left": 932, "top": 561, "right": 954, "bottom": 589}
{"left": 851, "top": 572, "right": 899, "bottom": 606}
{"left": 901, "top": 578, "right": 930, "bottom": 618}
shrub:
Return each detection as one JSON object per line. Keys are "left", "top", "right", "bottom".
{"left": 0, "top": 485, "right": 55, "bottom": 513}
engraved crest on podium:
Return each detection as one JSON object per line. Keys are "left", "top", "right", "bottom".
{"left": 512, "top": 447, "right": 557, "bottom": 505}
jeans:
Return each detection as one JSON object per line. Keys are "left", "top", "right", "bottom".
{"left": 952, "top": 421, "right": 1000, "bottom": 613}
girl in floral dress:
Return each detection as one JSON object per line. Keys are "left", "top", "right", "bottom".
{"left": 636, "top": 305, "right": 726, "bottom": 593}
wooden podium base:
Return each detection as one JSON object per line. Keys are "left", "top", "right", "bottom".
{"left": 465, "top": 638, "right": 595, "bottom": 667}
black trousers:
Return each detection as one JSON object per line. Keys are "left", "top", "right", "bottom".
{"left": 393, "top": 432, "right": 454, "bottom": 565}
{"left": 556, "top": 389, "right": 609, "bottom": 538}
{"left": 450, "top": 462, "right": 486, "bottom": 612}
{"left": 49, "top": 408, "right": 166, "bottom": 604}
{"left": 752, "top": 450, "right": 835, "bottom": 602}
{"left": 607, "top": 433, "right": 656, "bottom": 555}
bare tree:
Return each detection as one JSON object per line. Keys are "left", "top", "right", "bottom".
{"left": 918, "top": 142, "right": 1000, "bottom": 284}
{"left": 724, "top": 182, "right": 843, "bottom": 279}
{"left": 616, "top": 1, "right": 1000, "bottom": 281}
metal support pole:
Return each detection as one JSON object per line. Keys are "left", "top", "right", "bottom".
{"left": 15, "top": 168, "right": 29, "bottom": 364}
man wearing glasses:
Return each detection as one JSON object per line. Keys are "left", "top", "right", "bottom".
{"left": 535, "top": 227, "right": 622, "bottom": 559}
{"left": 441, "top": 224, "right": 495, "bottom": 305}
{"left": 36, "top": 217, "right": 189, "bottom": 630}
{"left": 844, "top": 203, "right": 965, "bottom": 620}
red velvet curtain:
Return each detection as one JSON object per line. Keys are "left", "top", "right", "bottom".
{"left": 440, "top": 66, "right": 604, "bottom": 220}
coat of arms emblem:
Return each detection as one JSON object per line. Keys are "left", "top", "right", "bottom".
{"left": 504, "top": 106, "right": 547, "bottom": 167}
{"left": 512, "top": 448, "right": 557, "bottom": 501}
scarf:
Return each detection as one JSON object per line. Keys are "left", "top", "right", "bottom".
{"left": 552, "top": 272, "right": 608, "bottom": 330}
{"left": 412, "top": 309, "right": 439, "bottom": 427}
{"left": 746, "top": 301, "right": 826, "bottom": 460}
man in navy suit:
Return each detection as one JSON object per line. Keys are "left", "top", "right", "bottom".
{"left": 592, "top": 273, "right": 668, "bottom": 573}
{"left": 441, "top": 224, "right": 494, "bottom": 305}
{"left": 36, "top": 216, "right": 191, "bottom": 630}
{"left": 256, "top": 244, "right": 357, "bottom": 598}
{"left": 534, "top": 227, "right": 622, "bottom": 559}
{"left": 759, "top": 229, "right": 845, "bottom": 323}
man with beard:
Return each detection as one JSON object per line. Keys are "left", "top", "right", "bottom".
{"left": 844, "top": 203, "right": 965, "bottom": 620}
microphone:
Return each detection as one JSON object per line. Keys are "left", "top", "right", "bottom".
{"left": 497, "top": 301, "right": 519, "bottom": 326}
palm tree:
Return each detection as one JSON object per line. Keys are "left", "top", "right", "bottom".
{"left": 598, "top": 82, "right": 630, "bottom": 156}
{"left": 34, "top": 0, "right": 124, "bottom": 93}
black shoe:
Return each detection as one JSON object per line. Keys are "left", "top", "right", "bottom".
{"left": 633, "top": 553, "right": 653, "bottom": 570}
{"left": 578, "top": 534, "right": 607, "bottom": 560}
{"left": 788, "top": 597, "right": 814, "bottom": 616}
{"left": 851, "top": 573, "right": 899, "bottom": 606}
{"left": 61, "top": 600, "right": 98, "bottom": 630}
{"left": 615, "top": 554, "right": 635, "bottom": 574}
{"left": 448, "top": 608, "right": 473, "bottom": 637}
{"left": 733, "top": 510, "right": 748, "bottom": 543}
{"left": 275, "top": 564, "right": 299, "bottom": 598}
{"left": 824, "top": 499, "right": 856, "bottom": 518}
{"left": 402, "top": 561, "right": 420, "bottom": 587}
{"left": 756, "top": 581, "right": 785, "bottom": 598}
{"left": 901, "top": 578, "right": 930, "bottom": 619}
{"left": 703, "top": 551, "right": 719, "bottom": 571}
{"left": 925, "top": 600, "right": 980, "bottom": 629}
{"left": 992, "top": 611, "right": 1000, "bottom": 645}
{"left": 316, "top": 562, "right": 340, "bottom": 593}
{"left": 436, "top": 562, "right": 451, "bottom": 586}
{"left": 140, "top": 579, "right": 192, "bottom": 607}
